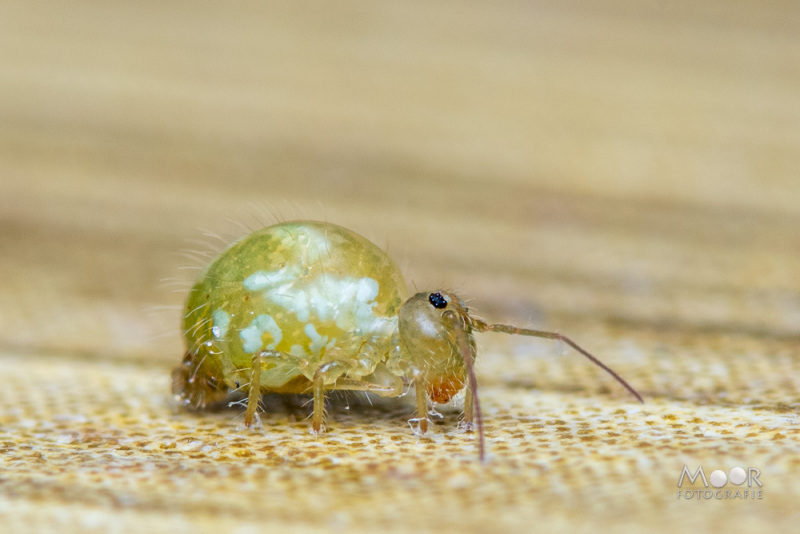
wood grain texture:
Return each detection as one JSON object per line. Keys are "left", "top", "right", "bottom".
{"left": 1, "top": 1, "right": 798, "bottom": 532}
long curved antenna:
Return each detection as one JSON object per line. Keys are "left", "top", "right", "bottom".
{"left": 472, "top": 319, "right": 643, "bottom": 403}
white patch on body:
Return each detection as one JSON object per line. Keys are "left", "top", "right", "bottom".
{"left": 304, "top": 323, "right": 330, "bottom": 354}
{"left": 211, "top": 309, "right": 230, "bottom": 339}
{"left": 415, "top": 314, "right": 440, "bottom": 338}
{"left": 240, "top": 314, "right": 283, "bottom": 353}
{"left": 247, "top": 268, "right": 383, "bottom": 334}
{"left": 243, "top": 268, "right": 296, "bottom": 291}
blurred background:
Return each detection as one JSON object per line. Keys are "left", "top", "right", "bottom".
{"left": 1, "top": 1, "right": 798, "bottom": 532}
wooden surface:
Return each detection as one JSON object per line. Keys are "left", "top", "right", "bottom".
{"left": 2, "top": 1, "right": 799, "bottom": 532}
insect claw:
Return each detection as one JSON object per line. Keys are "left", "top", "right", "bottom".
{"left": 407, "top": 417, "right": 431, "bottom": 436}
{"left": 247, "top": 412, "right": 263, "bottom": 430}
{"left": 309, "top": 424, "right": 327, "bottom": 435}
{"left": 457, "top": 420, "right": 476, "bottom": 433}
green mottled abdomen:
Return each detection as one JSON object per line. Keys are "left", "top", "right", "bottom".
{"left": 174, "top": 221, "right": 408, "bottom": 408}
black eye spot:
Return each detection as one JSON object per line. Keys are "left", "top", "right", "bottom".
{"left": 429, "top": 292, "right": 447, "bottom": 309}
